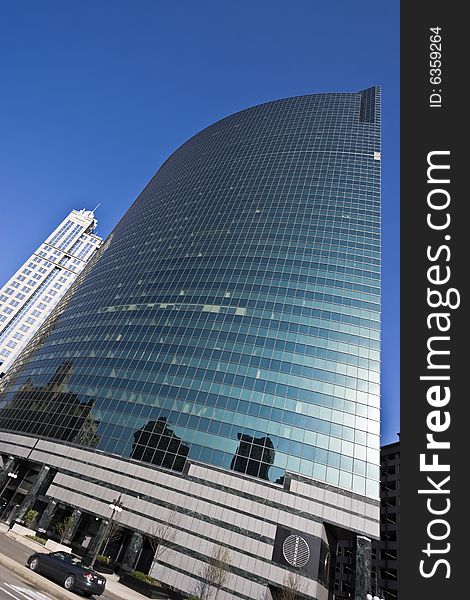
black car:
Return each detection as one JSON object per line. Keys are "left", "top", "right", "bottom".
{"left": 27, "top": 551, "right": 106, "bottom": 596}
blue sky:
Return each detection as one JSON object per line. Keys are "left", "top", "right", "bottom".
{"left": 0, "top": 1, "right": 399, "bottom": 444}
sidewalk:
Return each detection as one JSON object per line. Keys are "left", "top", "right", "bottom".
{"left": 0, "top": 528, "right": 150, "bottom": 600}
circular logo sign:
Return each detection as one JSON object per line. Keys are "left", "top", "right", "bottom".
{"left": 282, "top": 534, "right": 310, "bottom": 568}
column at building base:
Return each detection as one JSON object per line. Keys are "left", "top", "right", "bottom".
{"left": 62, "top": 508, "right": 82, "bottom": 544}
{"left": 36, "top": 499, "right": 58, "bottom": 534}
{"left": 354, "top": 535, "right": 372, "bottom": 600}
{"left": 0, "top": 457, "right": 16, "bottom": 489}
{"left": 121, "top": 531, "right": 144, "bottom": 572}
{"left": 16, "top": 465, "right": 52, "bottom": 523}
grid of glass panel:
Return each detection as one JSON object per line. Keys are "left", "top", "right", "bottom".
{"left": 0, "top": 88, "right": 381, "bottom": 497}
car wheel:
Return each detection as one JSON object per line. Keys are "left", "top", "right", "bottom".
{"left": 63, "top": 575, "right": 76, "bottom": 591}
{"left": 29, "top": 558, "right": 40, "bottom": 572}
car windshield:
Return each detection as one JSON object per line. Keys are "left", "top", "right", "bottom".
{"left": 54, "top": 553, "right": 85, "bottom": 566}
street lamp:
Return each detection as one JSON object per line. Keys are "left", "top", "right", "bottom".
{"left": 89, "top": 494, "right": 123, "bottom": 568}
{"left": 109, "top": 496, "right": 123, "bottom": 515}
{"left": 0, "top": 470, "right": 19, "bottom": 498}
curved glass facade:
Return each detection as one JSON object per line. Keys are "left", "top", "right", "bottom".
{"left": 0, "top": 88, "right": 381, "bottom": 497}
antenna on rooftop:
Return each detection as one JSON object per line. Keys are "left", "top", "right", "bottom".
{"left": 92, "top": 203, "right": 101, "bottom": 212}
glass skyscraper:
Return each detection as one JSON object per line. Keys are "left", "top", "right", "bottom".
{"left": 0, "top": 88, "right": 381, "bottom": 599}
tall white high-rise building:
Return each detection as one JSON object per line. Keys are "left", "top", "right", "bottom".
{"left": 0, "top": 209, "right": 102, "bottom": 375}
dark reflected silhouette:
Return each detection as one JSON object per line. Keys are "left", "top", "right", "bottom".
{"left": 0, "top": 361, "right": 99, "bottom": 447}
{"left": 131, "top": 417, "right": 190, "bottom": 472}
{"left": 230, "top": 433, "right": 275, "bottom": 480}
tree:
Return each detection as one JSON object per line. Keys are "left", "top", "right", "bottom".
{"left": 190, "top": 546, "right": 232, "bottom": 600}
{"left": 190, "top": 575, "right": 211, "bottom": 600}
{"left": 258, "top": 588, "right": 273, "bottom": 600}
{"left": 55, "top": 516, "right": 73, "bottom": 543}
{"left": 101, "top": 519, "right": 122, "bottom": 556}
{"left": 258, "top": 575, "right": 306, "bottom": 600}
{"left": 148, "top": 511, "right": 180, "bottom": 562}
{"left": 278, "top": 572, "right": 306, "bottom": 600}
{"left": 23, "top": 509, "right": 38, "bottom": 527}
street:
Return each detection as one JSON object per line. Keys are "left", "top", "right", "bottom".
{"left": 0, "top": 564, "right": 52, "bottom": 600}
{"left": 0, "top": 533, "right": 32, "bottom": 569}
{"left": 0, "top": 534, "right": 121, "bottom": 600}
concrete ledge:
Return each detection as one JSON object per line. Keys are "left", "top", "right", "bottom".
{"left": 6, "top": 530, "right": 49, "bottom": 552}
{"left": 45, "top": 539, "right": 72, "bottom": 553}
{"left": 0, "top": 553, "right": 77, "bottom": 600}
{"left": 11, "top": 523, "right": 34, "bottom": 536}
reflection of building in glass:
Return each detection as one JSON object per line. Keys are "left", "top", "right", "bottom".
{"left": 131, "top": 417, "right": 189, "bottom": 472}
{"left": 0, "top": 209, "right": 102, "bottom": 376}
{"left": 0, "top": 362, "right": 99, "bottom": 446}
{"left": 0, "top": 89, "right": 381, "bottom": 599}
{"left": 231, "top": 433, "right": 274, "bottom": 480}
